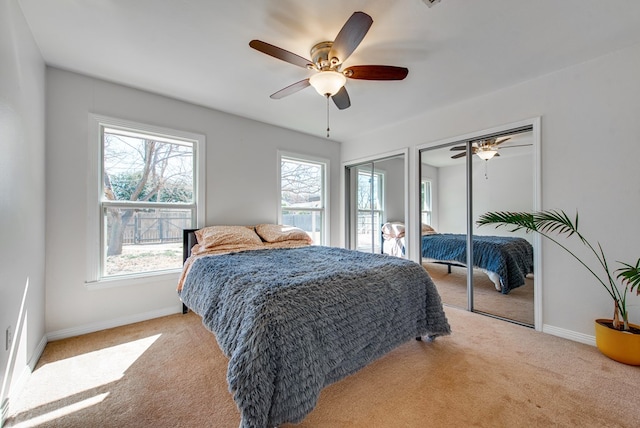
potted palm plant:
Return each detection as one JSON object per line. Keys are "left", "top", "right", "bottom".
{"left": 476, "top": 210, "right": 640, "bottom": 365}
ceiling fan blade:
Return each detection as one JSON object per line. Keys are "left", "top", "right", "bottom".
{"left": 494, "top": 137, "right": 512, "bottom": 146}
{"left": 451, "top": 152, "right": 467, "bottom": 159}
{"left": 500, "top": 143, "right": 533, "bottom": 149}
{"left": 328, "top": 12, "right": 373, "bottom": 65}
{"left": 249, "top": 40, "right": 313, "bottom": 69}
{"left": 270, "top": 79, "right": 311, "bottom": 99}
{"left": 450, "top": 145, "right": 467, "bottom": 151}
{"left": 344, "top": 65, "right": 408, "bottom": 80}
{"left": 332, "top": 86, "right": 351, "bottom": 110}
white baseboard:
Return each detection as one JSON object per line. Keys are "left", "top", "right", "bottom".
{"left": 29, "top": 335, "right": 48, "bottom": 371}
{"left": 46, "top": 305, "right": 182, "bottom": 341}
{"left": 543, "top": 323, "right": 596, "bottom": 346}
{"left": 2, "top": 333, "right": 47, "bottom": 428}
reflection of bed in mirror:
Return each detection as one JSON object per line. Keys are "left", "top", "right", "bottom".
{"left": 382, "top": 222, "right": 533, "bottom": 294}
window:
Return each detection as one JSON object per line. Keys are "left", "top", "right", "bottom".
{"left": 88, "top": 115, "right": 204, "bottom": 284}
{"left": 279, "top": 155, "right": 327, "bottom": 245}
{"left": 357, "top": 168, "right": 384, "bottom": 253}
{"left": 421, "top": 180, "right": 432, "bottom": 225}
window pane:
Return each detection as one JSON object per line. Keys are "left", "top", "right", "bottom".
{"left": 281, "top": 157, "right": 325, "bottom": 245}
{"left": 281, "top": 209, "right": 322, "bottom": 244}
{"left": 103, "top": 207, "right": 193, "bottom": 277}
{"left": 280, "top": 159, "right": 323, "bottom": 208}
{"left": 372, "top": 174, "right": 382, "bottom": 210}
{"left": 357, "top": 172, "right": 372, "bottom": 210}
{"left": 422, "top": 212, "right": 432, "bottom": 225}
{"left": 103, "top": 131, "right": 194, "bottom": 203}
{"left": 358, "top": 171, "right": 383, "bottom": 211}
{"left": 421, "top": 181, "right": 432, "bottom": 211}
{"left": 356, "top": 210, "right": 382, "bottom": 253}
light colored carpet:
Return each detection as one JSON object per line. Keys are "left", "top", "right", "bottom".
{"left": 6, "top": 308, "right": 640, "bottom": 428}
{"left": 424, "top": 261, "right": 534, "bottom": 326}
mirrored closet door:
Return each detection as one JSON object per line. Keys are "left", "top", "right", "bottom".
{"left": 419, "top": 125, "right": 537, "bottom": 327}
{"left": 345, "top": 154, "right": 406, "bottom": 256}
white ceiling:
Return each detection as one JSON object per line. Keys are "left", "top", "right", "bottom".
{"left": 18, "top": 0, "right": 640, "bottom": 143}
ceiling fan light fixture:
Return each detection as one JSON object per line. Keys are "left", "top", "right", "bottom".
{"left": 309, "top": 71, "right": 346, "bottom": 96}
{"left": 476, "top": 148, "right": 497, "bottom": 160}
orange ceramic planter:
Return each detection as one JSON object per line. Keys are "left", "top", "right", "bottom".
{"left": 595, "top": 319, "right": 640, "bottom": 366}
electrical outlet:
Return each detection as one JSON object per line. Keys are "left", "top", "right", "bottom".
{"left": 5, "top": 326, "right": 12, "bottom": 351}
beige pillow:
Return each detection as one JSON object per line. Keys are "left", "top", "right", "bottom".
{"left": 195, "top": 225, "right": 263, "bottom": 250}
{"left": 255, "top": 224, "right": 313, "bottom": 244}
{"left": 263, "top": 240, "right": 311, "bottom": 249}
{"left": 422, "top": 224, "right": 437, "bottom": 235}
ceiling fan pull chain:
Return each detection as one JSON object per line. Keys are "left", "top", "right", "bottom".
{"left": 485, "top": 160, "right": 489, "bottom": 179}
{"left": 326, "top": 94, "right": 330, "bottom": 138}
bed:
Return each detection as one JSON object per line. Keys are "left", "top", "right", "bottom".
{"left": 381, "top": 222, "right": 533, "bottom": 294}
{"left": 178, "top": 224, "right": 450, "bottom": 428}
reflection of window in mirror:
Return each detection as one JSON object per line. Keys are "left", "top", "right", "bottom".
{"left": 421, "top": 180, "right": 432, "bottom": 225}
{"left": 356, "top": 168, "right": 384, "bottom": 253}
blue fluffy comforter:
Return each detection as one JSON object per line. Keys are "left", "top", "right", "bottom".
{"left": 179, "top": 246, "right": 450, "bottom": 428}
{"left": 421, "top": 234, "right": 534, "bottom": 294}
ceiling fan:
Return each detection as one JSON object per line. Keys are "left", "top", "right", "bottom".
{"left": 450, "top": 137, "right": 531, "bottom": 160}
{"left": 249, "top": 11, "right": 409, "bottom": 111}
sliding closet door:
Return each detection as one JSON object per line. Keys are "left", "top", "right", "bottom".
{"left": 419, "top": 126, "right": 537, "bottom": 327}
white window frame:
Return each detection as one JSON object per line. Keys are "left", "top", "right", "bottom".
{"left": 421, "top": 179, "right": 432, "bottom": 225}
{"left": 277, "top": 152, "right": 329, "bottom": 246}
{"left": 356, "top": 168, "right": 385, "bottom": 253}
{"left": 86, "top": 114, "right": 205, "bottom": 288}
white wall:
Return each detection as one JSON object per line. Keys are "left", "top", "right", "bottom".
{"left": 378, "top": 157, "right": 405, "bottom": 223}
{"left": 0, "top": 0, "right": 46, "bottom": 417}
{"left": 342, "top": 42, "right": 640, "bottom": 339}
{"left": 435, "top": 163, "right": 466, "bottom": 234}
{"left": 45, "top": 68, "right": 341, "bottom": 336}
{"left": 435, "top": 153, "right": 534, "bottom": 240}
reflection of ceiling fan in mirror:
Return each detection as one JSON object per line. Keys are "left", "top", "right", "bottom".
{"left": 249, "top": 11, "right": 409, "bottom": 110}
{"left": 450, "top": 137, "right": 531, "bottom": 160}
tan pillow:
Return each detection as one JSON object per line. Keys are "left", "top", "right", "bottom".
{"left": 195, "top": 225, "right": 263, "bottom": 250}
{"left": 422, "top": 224, "right": 437, "bottom": 235}
{"left": 263, "top": 240, "right": 311, "bottom": 249}
{"left": 255, "top": 224, "right": 313, "bottom": 244}
{"left": 190, "top": 242, "right": 265, "bottom": 256}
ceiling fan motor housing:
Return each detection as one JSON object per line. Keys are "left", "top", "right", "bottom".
{"left": 311, "top": 41, "right": 339, "bottom": 70}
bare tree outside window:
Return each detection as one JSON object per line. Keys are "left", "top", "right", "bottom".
{"left": 281, "top": 160, "right": 321, "bottom": 206}
{"left": 356, "top": 169, "right": 383, "bottom": 253}
{"left": 102, "top": 129, "right": 195, "bottom": 277}
{"left": 280, "top": 157, "right": 325, "bottom": 245}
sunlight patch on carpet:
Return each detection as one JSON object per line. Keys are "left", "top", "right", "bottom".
{"left": 9, "top": 393, "right": 109, "bottom": 428}
{"left": 8, "top": 334, "right": 160, "bottom": 421}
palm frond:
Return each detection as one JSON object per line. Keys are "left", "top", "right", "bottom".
{"left": 531, "top": 210, "right": 578, "bottom": 237}
{"left": 616, "top": 258, "right": 640, "bottom": 295}
{"left": 477, "top": 208, "right": 634, "bottom": 330}
{"left": 476, "top": 211, "right": 536, "bottom": 233}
